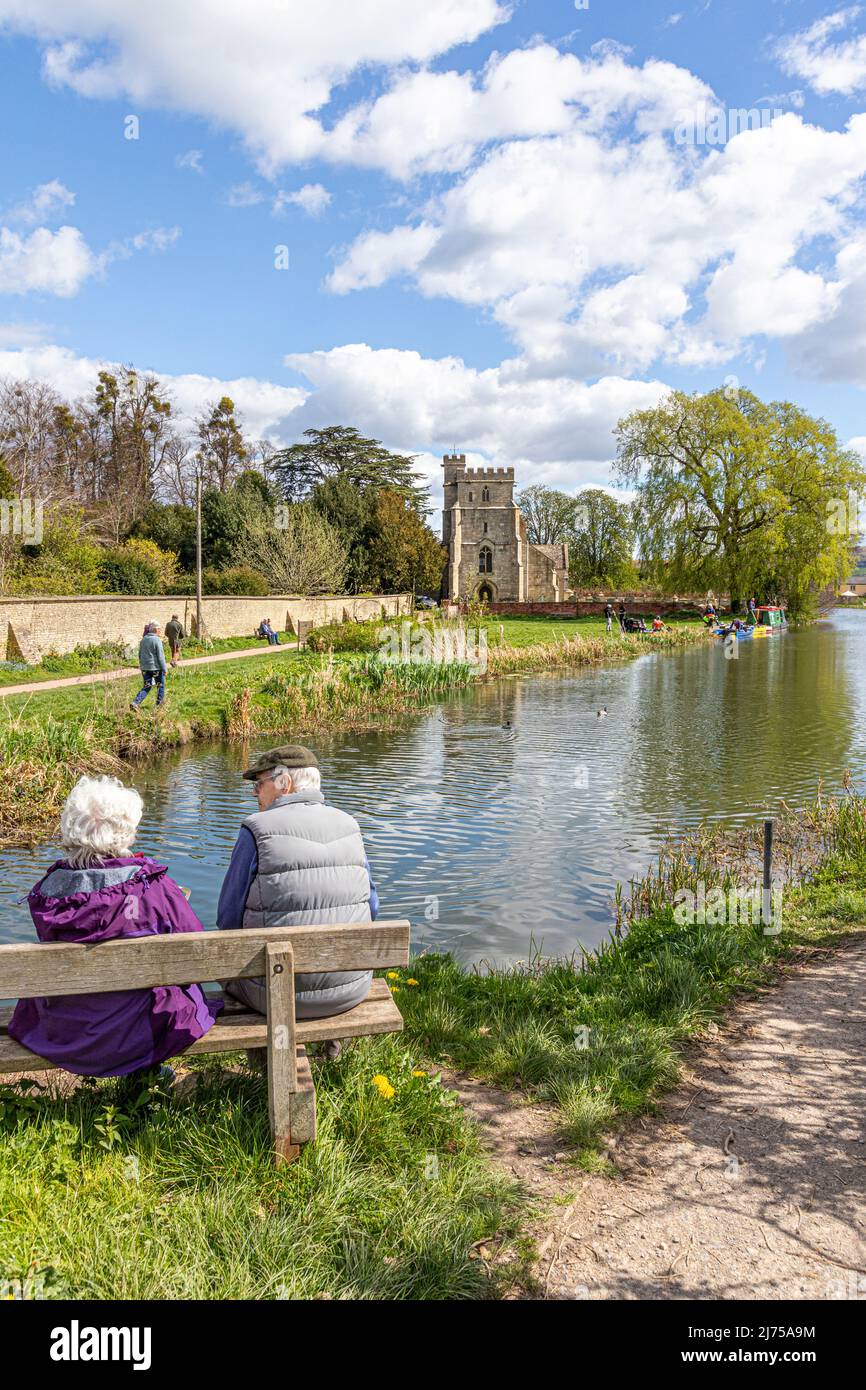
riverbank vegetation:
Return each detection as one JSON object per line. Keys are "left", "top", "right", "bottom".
{"left": 0, "top": 617, "right": 711, "bottom": 847}
{"left": 2, "top": 789, "right": 863, "bottom": 1299}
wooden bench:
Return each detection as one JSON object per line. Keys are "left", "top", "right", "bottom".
{"left": 0, "top": 921, "right": 410, "bottom": 1164}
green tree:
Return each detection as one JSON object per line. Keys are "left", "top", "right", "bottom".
{"left": 364, "top": 489, "right": 446, "bottom": 596}
{"left": 517, "top": 484, "right": 579, "bottom": 545}
{"left": 569, "top": 489, "right": 635, "bottom": 588}
{"left": 272, "top": 426, "right": 428, "bottom": 513}
{"left": 132, "top": 502, "right": 197, "bottom": 570}
{"left": 195, "top": 396, "right": 249, "bottom": 491}
{"left": 614, "top": 388, "right": 865, "bottom": 612}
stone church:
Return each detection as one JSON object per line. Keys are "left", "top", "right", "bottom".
{"left": 441, "top": 454, "right": 569, "bottom": 603}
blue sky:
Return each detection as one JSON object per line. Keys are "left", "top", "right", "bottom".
{"left": 1, "top": 0, "right": 865, "bottom": 513}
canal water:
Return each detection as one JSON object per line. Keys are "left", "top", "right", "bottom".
{"left": 1, "top": 610, "right": 865, "bottom": 964}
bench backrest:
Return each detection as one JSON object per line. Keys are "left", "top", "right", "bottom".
{"left": 0, "top": 921, "right": 410, "bottom": 999}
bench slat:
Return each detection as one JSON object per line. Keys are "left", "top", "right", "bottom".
{"left": 0, "top": 921, "right": 410, "bottom": 999}
{"left": 0, "top": 979, "right": 403, "bottom": 1074}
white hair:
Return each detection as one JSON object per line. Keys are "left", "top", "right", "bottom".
{"left": 60, "top": 775, "right": 144, "bottom": 866}
{"left": 270, "top": 764, "right": 320, "bottom": 792}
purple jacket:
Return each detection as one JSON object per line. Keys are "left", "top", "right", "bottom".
{"left": 7, "top": 855, "right": 221, "bottom": 1077}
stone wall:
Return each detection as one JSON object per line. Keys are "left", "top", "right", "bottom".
{"left": 488, "top": 593, "right": 720, "bottom": 619}
{"left": 1, "top": 592, "right": 412, "bottom": 663}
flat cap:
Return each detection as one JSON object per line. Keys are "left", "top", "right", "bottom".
{"left": 242, "top": 744, "right": 319, "bottom": 779}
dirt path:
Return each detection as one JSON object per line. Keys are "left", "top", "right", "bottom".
{"left": 451, "top": 937, "right": 866, "bottom": 1300}
{"left": 0, "top": 641, "right": 298, "bottom": 697}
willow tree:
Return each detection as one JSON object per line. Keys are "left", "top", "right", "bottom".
{"left": 613, "top": 388, "right": 864, "bottom": 614}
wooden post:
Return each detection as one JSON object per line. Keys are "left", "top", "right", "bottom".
{"left": 762, "top": 819, "right": 774, "bottom": 929}
{"left": 265, "top": 941, "right": 298, "bottom": 1164}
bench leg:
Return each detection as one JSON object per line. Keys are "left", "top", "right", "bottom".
{"left": 273, "top": 1049, "right": 317, "bottom": 1164}
{"left": 265, "top": 941, "right": 298, "bottom": 1166}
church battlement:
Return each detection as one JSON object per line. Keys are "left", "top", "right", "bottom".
{"left": 463, "top": 466, "right": 514, "bottom": 479}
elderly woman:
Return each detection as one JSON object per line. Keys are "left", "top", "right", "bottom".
{"left": 7, "top": 775, "right": 220, "bottom": 1077}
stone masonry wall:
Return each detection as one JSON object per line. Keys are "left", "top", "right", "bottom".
{"left": 1, "top": 593, "right": 413, "bottom": 663}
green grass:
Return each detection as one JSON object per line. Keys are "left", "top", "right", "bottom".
{"left": 0, "top": 634, "right": 287, "bottom": 686}
{"left": 397, "top": 792, "right": 866, "bottom": 1164}
{"left": 0, "top": 1035, "right": 519, "bottom": 1300}
{"left": 2, "top": 791, "right": 863, "bottom": 1298}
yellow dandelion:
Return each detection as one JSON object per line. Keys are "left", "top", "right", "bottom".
{"left": 386, "top": 971, "right": 400, "bottom": 980}
{"left": 412, "top": 1069, "right": 427, "bottom": 1078}
{"left": 371, "top": 1074, "right": 395, "bottom": 1100}
{"left": 406, "top": 978, "right": 419, "bottom": 986}
{"left": 389, "top": 984, "right": 401, "bottom": 993}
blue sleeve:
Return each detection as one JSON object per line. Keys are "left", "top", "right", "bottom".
{"left": 218, "top": 827, "right": 258, "bottom": 931}
{"left": 364, "top": 854, "right": 379, "bottom": 920}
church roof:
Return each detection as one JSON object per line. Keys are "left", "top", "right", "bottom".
{"left": 532, "top": 543, "right": 568, "bottom": 569}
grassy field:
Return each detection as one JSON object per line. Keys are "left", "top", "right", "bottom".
{"left": 1, "top": 790, "right": 862, "bottom": 1300}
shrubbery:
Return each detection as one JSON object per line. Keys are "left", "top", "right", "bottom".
{"left": 99, "top": 538, "right": 179, "bottom": 595}
{"left": 202, "top": 565, "right": 269, "bottom": 596}
{"left": 306, "top": 618, "right": 385, "bottom": 653}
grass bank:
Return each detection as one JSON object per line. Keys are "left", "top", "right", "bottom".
{"left": 0, "top": 617, "right": 711, "bottom": 847}
{"left": 1, "top": 789, "right": 863, "bottom": 1299}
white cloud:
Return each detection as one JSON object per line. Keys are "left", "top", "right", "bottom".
{"left": 0, "top": 341, "right": 306, "bottom": 438}
{"left": 272, "top": 184, "right": 331, "bottom": 217}
{"left": 0, "top": 225, "right": 97, "bottom": 297}
{"left": 0, "top": 0, "right": 509, "bottom": 174}
{"left": 776, "top": 6, "right": 866, "bottom": 96}
{"left": 5, "top": 179, "right": 75, "bottom": 225}
{"left": 283, "top": 342, "right": 668, "bottom": 482}
{"left": 329, "top": 93, "right": 866, "bottom": 375}
{"left": 226, "top": 182, "right": 264, "bottom": 207}
{"left": 176, "top": 149, "right": 204, "bottom": 174}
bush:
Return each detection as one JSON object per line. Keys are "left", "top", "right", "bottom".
{"left": 306, "top": 618, "right": 384, "bottom": 653}
{"left": 100, "top": 538, "right": 179, "bottom": 595}
{"left": 203, "top": 566, "right": 269, "bottom": 596}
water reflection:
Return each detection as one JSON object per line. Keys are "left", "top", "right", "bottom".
{"left": 1, "top": 612, "right": 864, "bottom": 965}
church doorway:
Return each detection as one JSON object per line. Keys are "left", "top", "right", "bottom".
{"left": 477, "top": 583, "right": 494, "bottom": 603}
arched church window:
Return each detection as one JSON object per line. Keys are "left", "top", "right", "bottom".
{"left": 482, "top": 487, "right": 490, "bottom": 502}
{"left": 479, "top": 545, "right": 493, "bottom": 574}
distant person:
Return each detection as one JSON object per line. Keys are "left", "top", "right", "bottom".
{"left": 7, "top": 775, "right": 220, "bottom": 1076}
{"left": 652, "top": 615, "right": 666, "bottom": 631}
{"left": 257, "top": 618, "right": 281, "bottom": 646}
{"left": 747, "top": 597, "right": 757, "bottom": 623}
{"left": 131, "top": 622, "right": 167, "bottom": 710}
{"left": 618, "top": 600, "right": 626, "bottom": 629}
{"left": 165, "top": 613, "right": 185, "bottom": 667}
{"left": 604, "top": 601, "right": 614, "bottom": 633}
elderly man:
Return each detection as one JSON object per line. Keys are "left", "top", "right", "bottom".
{"left": 217, "top": 745, "right": 378, "bottom": 1037}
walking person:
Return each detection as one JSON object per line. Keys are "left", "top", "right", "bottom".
{"left": 131, "top": 621, "right": 167, "bottom": 710}
{"left": 604, "top": 601, "right": 614, "bottom": 634}
{"left": 165, "top": 613, "right": 185, "bottom": 667}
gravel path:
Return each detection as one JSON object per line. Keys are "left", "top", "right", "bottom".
{"left": 450, "top": 937, "right": 866, "bottom": 1300}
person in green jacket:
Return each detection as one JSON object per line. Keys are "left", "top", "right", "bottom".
{"left": 165, "top": 614, "right": 185, "bottom": 667}
{"left": 131, "top": 622, "right": 167, "bottom": 710}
